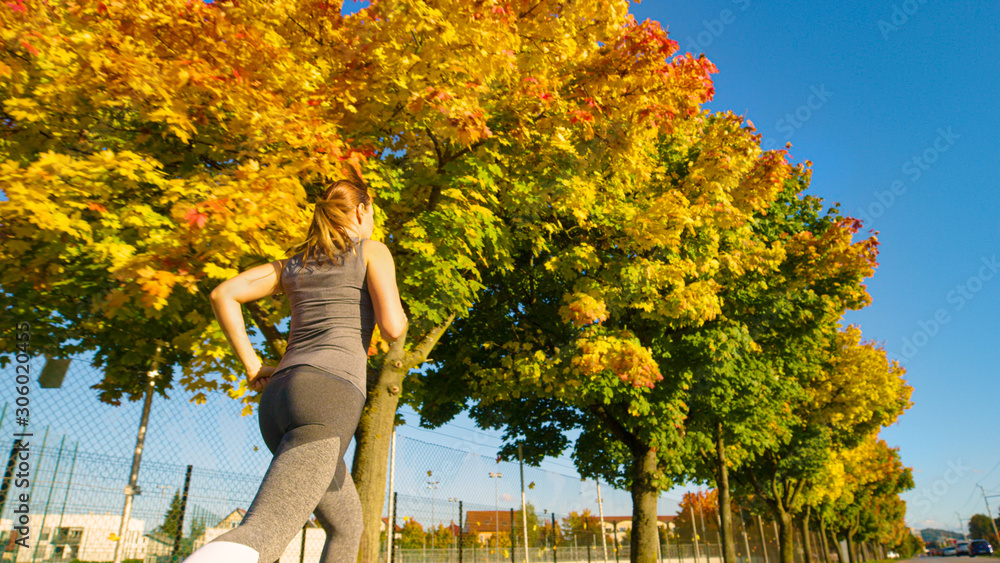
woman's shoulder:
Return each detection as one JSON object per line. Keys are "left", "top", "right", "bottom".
{"left": 361, "top": 239, "right": 390, "bottom": 264}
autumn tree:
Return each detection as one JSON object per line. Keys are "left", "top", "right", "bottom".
{"left": 427, "top": 523, "right": 455, "bottom": 549}
{"left": 891, "top": 532, "right": 925, "bottom": 559}
{"left": 672, "top": 490, "right": 720, "bottom": 547}
{"left": 562, "top": 509, "right": 603, "bottom": 541}
{"left": 398, "top": 518, "right": 426, "bottom": 549}
{"left": 817, "top": 437, "right": 913, "bottom": 563}
{"left": 540, "top": 516, "right": 566, "bottom": 547}
{"left": 801, "top": 448, "right": 849, "bottom": 563}
{"left": 671, "top": 160, "right": 882, "bottom": 563}
{"left": 513, "top": 502, "right": 543, "bottom": 547}
{"left": 417, "top": 107, "right": 793, "bottom": 563}
{"left": 728, "top": 327, "right": 913, "bottom": 563}
{"left": 1, "top": 2, "right": 722, "bottom": 562}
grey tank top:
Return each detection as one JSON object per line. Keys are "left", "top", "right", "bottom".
{"left": 273, "top": 237, "right": 376, "bottom": 398}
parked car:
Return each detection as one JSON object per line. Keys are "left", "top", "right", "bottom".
{"left": 887, "top": 550, "right": 900, "bottom": 559}
{"left": 942, "top": 546, "right": 957, "bottom": 556}
{"left": 957, "top": 541, "right": 971, "bottom": 556}
{"left": 970, "top": 539, "right": 994, "bottom": 557}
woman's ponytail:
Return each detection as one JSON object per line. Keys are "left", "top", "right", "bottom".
{"left": 287, "top": 168, "right": 372, "bottom": 266}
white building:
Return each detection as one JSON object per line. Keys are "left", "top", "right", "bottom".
{"left": 0, "top": 506, "right": 344, "bottom": 563}
{"left": 0, "top": 512, "right": 145, "bottom": 562}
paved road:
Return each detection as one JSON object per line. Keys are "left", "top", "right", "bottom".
{"left": 907, "top": 557, "right": 999, "bottom": 562}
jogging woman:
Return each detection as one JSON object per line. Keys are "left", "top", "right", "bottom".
{"left": 184, "top": 169, "right": 407, "bottom": 563}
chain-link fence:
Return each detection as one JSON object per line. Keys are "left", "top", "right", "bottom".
{"left": 0, "top": 351, "right": 843, "bottom": 563}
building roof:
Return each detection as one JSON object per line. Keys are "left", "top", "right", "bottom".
{"left": 382, "top": 517, "right": 404, "bottom": 532}
{"left": 465, "top": 510, "right": 514, "bottom": 534}
{"left": 215, "top": 508, "right": 247, "bottom": 527}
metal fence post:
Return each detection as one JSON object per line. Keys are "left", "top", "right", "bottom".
{"left": 510, "top": 508, "right": 516, "bottom": 563}
{"left": 170, "top": 464, "right": 193, "bottom": 561}
{"left": 391, "top": 491, "right": 399, "bottom": 563}
{"left": 552, "top": 513, "right": 557, "bottom": 563}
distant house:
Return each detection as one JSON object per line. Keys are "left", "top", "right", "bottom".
{"left": 0, "top": 512, "right": 145, "bottom": 562}
{"left": 143, "top": 530, "right": 176, "bottom": 562}
{"left": 598, "top": 516, "right": 675, "bottom": 543}
{"left": 464, "top": 510, "right": 514, "bottom": 545}
{"left": 191, "top": 508, "right": 325, "bottom": 563}
{"left": 381, "top": 516, "right": 404, "bottom": 538}
{"left": 599, "top": 515, "right": 675, "bottom": 531}
{"left": 191, "top": 508, "right": 248, "bottom": 549}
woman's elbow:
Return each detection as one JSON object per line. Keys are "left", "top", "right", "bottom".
{"left": 382, "top": 315, "right": 408, "bottom": 341}
{"left": 209, "top": 283, "right": 231, "bottom": 303}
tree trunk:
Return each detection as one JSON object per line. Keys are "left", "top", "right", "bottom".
{"left": 352, "top": 352, "right": 408, "bottom": 563}
{"left": 829, "top": 531, "right": 844, "bottom": 563}
{"left": 775, "top": 509, "right": 795, "bottom": 563}
{"left": 352, "top": 318, "right": 453, "bottom": 563}
{"left": 817, "top": 517, "right": 830, "bottom": 563}
{"left": 845, "top": 533, "right": 856, "bottom": 563}
{"left": 799, "top": 508, "right": 812, "bottom": 563}
{"left": 631, "top": 445, "right": 661, "bottom": 563}
{"left": 715, "top": 425, "right": 738, "bottom": 563}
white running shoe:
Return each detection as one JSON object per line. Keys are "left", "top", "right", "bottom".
{"left": 182, "top": 540, "right": 259, "bottom": 562}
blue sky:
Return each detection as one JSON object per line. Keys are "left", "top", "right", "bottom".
{"left": 359, "top": 0, "right": 1000, "bottom": 531}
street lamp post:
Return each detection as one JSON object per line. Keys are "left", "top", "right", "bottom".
{"left": 156, "top": 484, "right": 170, "bottom": 515}
{"left": 490, "top": 472, "right": 503, "bottom": 563}
{"left": 428, "top": 473, "right": 440, "bottom": 549}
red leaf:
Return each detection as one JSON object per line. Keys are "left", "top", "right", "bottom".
{"left": 184, "top": 209, "right": 207, "bottom": 228}
{"left": 20, "top": 40, "right": 38, "bottom": 56}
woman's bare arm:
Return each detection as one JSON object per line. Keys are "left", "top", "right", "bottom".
{"left": 209, "top": 260, "right": 286, "bottom": 382}
{"left": 364, "top": 240, "right": 407, "bottom": 340}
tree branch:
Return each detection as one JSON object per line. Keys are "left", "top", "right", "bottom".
{"left": 517, "top": 0, "right": 544, "bottom": 19}
{"left": 588, "top": 403, "right": 641, "bottom": 453}
{"left": 246, "top": 300, "right": 285, "bottom": 358}
{"left": 789, "top": 477, "right": 808, "bottom": 510}
{"left": 405, "top": 313, "right": 456, "bottom": 366}
{"left": 770, "top": 468, "right": 784, "bottom": 513}
{"left": 286, "top": 16, "right": 324, "bottom": 46}
{"left": 425, "top": 127, "right": 444, "bottom": 170}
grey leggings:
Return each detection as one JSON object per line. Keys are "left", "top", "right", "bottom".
{"left": 209, "top": 364, "right": 366, "bottom": 563}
